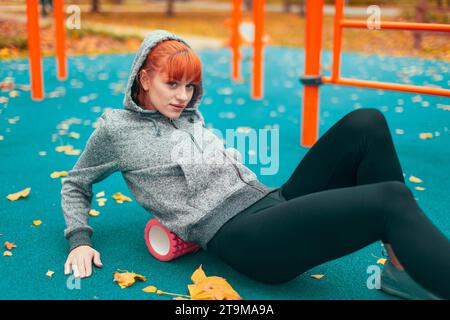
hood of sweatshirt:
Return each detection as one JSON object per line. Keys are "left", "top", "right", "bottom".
{"left": 122, "top": 30, "right": 204, "bottom": 134}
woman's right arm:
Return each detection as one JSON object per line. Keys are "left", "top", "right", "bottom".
{"left": 61, "top": 112, "right": 118, "bottom": 277}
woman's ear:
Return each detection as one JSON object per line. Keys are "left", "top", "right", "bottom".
{"left": 140, "top": 69, "right": 150, "bottom": 91}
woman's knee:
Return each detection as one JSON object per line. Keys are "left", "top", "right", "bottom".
{"left": 342, "top": 108, "right": 389, "bottom": 138}
{"left": 377, "top": 181, "right": 416, "bottom": 219}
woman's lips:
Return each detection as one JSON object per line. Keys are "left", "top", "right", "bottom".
{"left": 171, "top": 104, "right": 185, "bottom": 110}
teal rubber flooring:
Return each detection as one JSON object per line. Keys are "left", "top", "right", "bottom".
{"left": 1, "top": 46, "right": 449, "bottom": 299}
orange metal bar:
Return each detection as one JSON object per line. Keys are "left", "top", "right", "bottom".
{"left": 301, "top": 0, "right": 324, "bottom": 147}
{"left": 251, "top": 0, "right": 264, "bottom": 99}
{"left": 322, "top": 76, "right": 450, "bottom": 97}
{"left": 341, "top": 20, "right": 450, "bottom": 32}
{"left": 26, "top": 0, "right": 44, "bottom": 100}
{"left": 331, "top": 0, "right": 344, "bottom": 82}
{"left": 54, "top": 0, "right": 67, "bottom": 80}
{"left": 302, "top": 1, "right": 450, "bottom": 146}
{"left": 231, "top": 0, "right": 242, "bottom": 82}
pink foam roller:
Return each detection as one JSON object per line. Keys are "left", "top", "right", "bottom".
{"left": 144, "top": 218, "right": 200, "bottom": 262}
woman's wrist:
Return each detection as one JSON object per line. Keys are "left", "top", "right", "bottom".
{"left": 69, "top": 230, "right": 93, "bottom": 252}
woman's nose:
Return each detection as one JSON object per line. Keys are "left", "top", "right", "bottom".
{"left": 176, "top": 87, "right": 188, "bottom": 101}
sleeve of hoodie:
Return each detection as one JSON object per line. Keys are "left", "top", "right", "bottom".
{"left": 61, "top": 113, "right": 119, "bottom": 252}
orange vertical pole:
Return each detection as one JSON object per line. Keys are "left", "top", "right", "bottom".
{"left": 54, "top": 0, "right": 67, "bottom": 80}
{"left": 252, "top": 0, "right": 264, "bottom": 99}
{"left": 26, "top": 0, "right": 44, "bottom": 100}
{"left": 301, "top": 0, "right": 324, "bottom": 147}
{"left": 331, "top": 0, "right": 344, "bottom": 81}
{"left": 231, "top": 0, "right": 242, "bottom": 82}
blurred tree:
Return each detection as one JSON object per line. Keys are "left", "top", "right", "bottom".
{"left": 91, "top": 0, "right": 100, "bottom": 13}
{"left": 283, "top": 0, "right": 305, "bottom": 16}
{"left": 167, "top": 0, "right": 175, "bottom": 16}
{"left": 413, "top": 0, "right": 427, "bottom": 49}
{"left": 244, "top": 0, "right": 252, "bottom": 11}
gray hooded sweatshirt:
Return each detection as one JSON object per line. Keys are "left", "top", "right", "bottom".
{"left": 61, "top": 30, "right": 275, "bottom": 251}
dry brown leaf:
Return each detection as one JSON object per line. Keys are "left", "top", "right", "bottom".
{"left": 6, "top": 187, "right": 31, "bottom": 201}
{"left": 188, "top": 265, "right": 242, "bottom": 300}
{"left": 142, "top": 286, "right": 158, "bottom": 293}
{"left": 68, "top": 132, "right": 80, "bottom": 139}
{"left": 310, "top": 274, "right": 325, "bottom": 279}
{"left": 409, "top": 175, "right": 423, "bottom": 183}
{"left": 113, "top": 271, "right": 146, "bottom": 289}
{"left": 377, "top": 258, "right": 387, "bottom": 265}
{"left": 4, "top": 251, "right": 12, "bottom": 256}
{"left": 46, "top": 270, "right": 55, "bottom": 277}
{"left": 50, "top": 171, "right": 69, "bottom": 179}
{"left": 112, "top": 192, "right": 132, "bottom": 203}
{"left": 88, "top": 209, "right": 100, "bottom": 217}
{"left": 96, "top": 191, "right": 105, "bottom": 198}
{"left": 419, "top": 133, "right": 433, "bottom": 139}
{"left": 4, "top": 242, "right": 16, "bottom": 250}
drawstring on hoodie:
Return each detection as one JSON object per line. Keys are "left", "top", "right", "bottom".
{"left": 139, "top": 113, "right": 162, "bottom": 137}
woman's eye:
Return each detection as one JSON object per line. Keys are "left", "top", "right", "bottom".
{"left": 187, "top": 84, "right": 195, "bottom": 90}
{"left": 168, "top": 82, "right": 177, "bottom": 88}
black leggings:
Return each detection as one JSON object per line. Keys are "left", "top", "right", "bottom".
{"left": 207, "top": 108, "right": 450, "bottom": 299}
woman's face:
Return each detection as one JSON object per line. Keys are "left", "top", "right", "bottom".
{"left": 139, "top": 69, "right": 196, "bottom": 119}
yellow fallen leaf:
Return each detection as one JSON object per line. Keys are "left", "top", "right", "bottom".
{"left": 68, "top": 132, "right": 80, "bottom": 139}
{"left": 6, "top": 187, "right": 31, "bottom": 201}
{"left": 88, "top": 209, "right": 100, "bottom": 217}
{"left": 9, "top": 90, "right": 20, "bottom": 97}
{"left": 65, "top": 149, "right": 81, "bottom": 156}
{"left": 55, "top": 145, "right": 80, "bottom": 155}
{"left": 33, "top": 220, "right": 42, "bottom": 226}
{"left": 142, "top": 285, "right": 191, "bottom": 299}
{"left": 55, "top": 145, "right": 73, "bottom": 153}
{"left": 415, "top": 186, "right": 425, "bottom": 191}
{"left": 377, "top": 258, "right": 387, "bottom": 265}
{"left": 188, "top": 265, "right": 242, "bottom": 300}
{"left": 46, "top": 270, "right": 55, "bottom": 277}
{"left": 419, "top": 133, "right": 433, "bottom": 139}
{"left": 96, "top": 191, "right": 105, "bottom": 198}
{"left": 112, "top": 192, "right": 132, "bottom": 203}
{"left": 4, "top": 242, "right": 16, "bottom": 250}
{"left": 4, "top": 251, "right": 12, "bottom": 256}
{"left": 142, "top": 286, "right": 158, "bottom": 293}
{"left": 409, "top": 175, "right": 423, "bottom": 183}
{"left": 50, "top": 171, "right": 69, "bottom": 178}
{"left": 97, "top": 198, "right": 107, "bottom": 207}
{"left": 310, "top": 274, "right": 325, "bottom": 280}
{"left": 113, "top": 271, "right": 146, "bottom": 289}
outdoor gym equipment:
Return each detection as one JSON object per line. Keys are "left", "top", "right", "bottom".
{"left": 300, "top": 0, "right": 450, "bottom": 147}
{"left": 26, "top": 0, "right": 67, "bottom": 100}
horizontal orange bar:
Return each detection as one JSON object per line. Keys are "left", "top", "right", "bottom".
{"left": 340, "top": 20, "right": 450, "bottom": 32}
{"left": 322, "top": 76, "right": 450, "bottom": 97}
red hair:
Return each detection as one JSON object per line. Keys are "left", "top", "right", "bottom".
{"left": 132, "top": 40, "right": 202, "bottom": 106}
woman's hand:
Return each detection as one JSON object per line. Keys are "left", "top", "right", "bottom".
{"left": 64, "top": 245, "right": 103, "bottom": 278}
